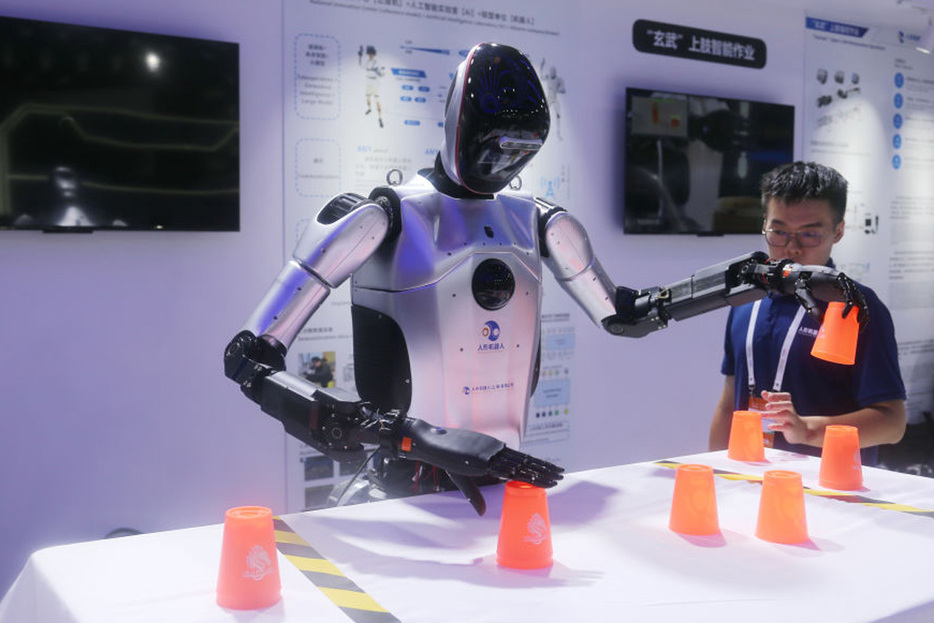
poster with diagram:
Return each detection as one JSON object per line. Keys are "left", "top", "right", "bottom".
{"left": 282, "top": 0, "right": 578, "bottom": 510}
{"left": 804, "top": 16, "right": 934, "bottom": 424}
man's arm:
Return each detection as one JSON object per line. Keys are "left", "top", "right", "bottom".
{"left": 709, "top": 375, "right": 736, "bottom": 451}
{"left": 761, "top": 392, "right": 907, "bottom": 448}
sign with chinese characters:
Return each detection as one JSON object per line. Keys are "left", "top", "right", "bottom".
{"left": 632, "top": 19, "right": 766, "bottom": 69}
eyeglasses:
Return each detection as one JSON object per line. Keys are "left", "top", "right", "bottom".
{"left": 762, "top": 228, "right": 824, "bottom": 248}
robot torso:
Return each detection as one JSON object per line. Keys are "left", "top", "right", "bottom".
{"left": 351, "top": 174, "right": 543, "bottom": 447}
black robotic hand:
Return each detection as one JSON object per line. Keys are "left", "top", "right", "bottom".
{"left": 391, "top": 418, "right": 564, "bottom": 515}
{"left": 744, "top": 259, "right": 869, "bottom": 329}
{"left": 224, "top": 336, "right": 564, "bottom": 516}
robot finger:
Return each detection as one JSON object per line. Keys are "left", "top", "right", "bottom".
{"left": 446, "top": 471, "right": 487, "bottom": 516}
{"left": 490, "top": 447, "right": 565, "bottom": 488}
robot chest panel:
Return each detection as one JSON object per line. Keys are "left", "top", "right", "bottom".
{"left": 353, "top": 193, "right": 542, "bottom": 292}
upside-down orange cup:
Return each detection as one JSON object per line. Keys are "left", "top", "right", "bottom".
{"left": 496, "top": 481, "right": 553, "bottom": 569}
{"left": 756, "top": 470, "right": 809, "bottom": 544}
{"left": 216, "top": 506, "right": 281, "bottom": 610}
{"left": 811, "top": 301, "right": 859, "bottom": 365}
{"left": 820, "top": 424, "right": 863, "bottom": 490}
{"left": 669, "top": 464, "right": 720, "bottom": 536}
{"left": 728, "top": 410, "right": 766, "bottom": 462}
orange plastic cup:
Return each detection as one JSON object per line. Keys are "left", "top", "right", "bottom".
{"left": 216, "top": 506, "right": 281, "bottom": 610}
{"left": 819, "top": 425, "right": 863, "bottom": 490}
{"left": 728, "top": 410, "right": 766, "bottom": 462}
{"left": 496, "top": 481, "right": 553, "bottom": 569}
{"left": 669, "top": 464, "right": 720, "bottom": 535}
{"left": 811, "top": 301, "right": 859, "bottom": 365}
{"left": 756, "top": 470, "right": 809, "bottom": 544}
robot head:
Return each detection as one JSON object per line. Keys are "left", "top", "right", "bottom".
{"left": 439, "top": 43, "right": 549, "bottom": 195}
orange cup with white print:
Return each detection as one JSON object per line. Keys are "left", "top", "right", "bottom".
{"left": 669, "top": 464, "right": 720, "bottom": 536}
{"left": 216, "top": 506, "right": 281, "bottom": 610}
{"left": 811, "top": 301, "right": 859, "bottom": 365}
{"left": 496, "top": 481, "right": 553, "bottom": 569}
{"left": 756, "top": 470, "right": 809, "bottom": 544}
{"left": 819, "top": 424, "right": 863, "bottom": 490}
{"left": 728, "top": 410, "right": 766, "bottom": 462}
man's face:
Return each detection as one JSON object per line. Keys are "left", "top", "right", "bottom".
{"left": 763, "top": 198, "right": 843, "bottom": 266}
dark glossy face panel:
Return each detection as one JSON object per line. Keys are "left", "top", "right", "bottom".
{"left": 455, "top": 43, "right": 549, "bottom": 194}
{"left": 472, "top": 258, "right": 515, "bottom": 310}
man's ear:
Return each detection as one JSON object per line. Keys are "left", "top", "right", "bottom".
{"left": 833, "top": 220, "right": 845, "bottom": 243}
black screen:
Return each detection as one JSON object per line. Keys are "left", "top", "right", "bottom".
{"left": 0, "top": 15, "right": 239, "bottom": 232}
{"left": 622, "top": 87, "right": 794, "bottom": 235}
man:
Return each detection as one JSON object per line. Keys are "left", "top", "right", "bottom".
{"left": 709, "top": 161, "right": 906, "bottom": 465}
{"left": 359, "top": 45, "right": 384, "bottom": 128}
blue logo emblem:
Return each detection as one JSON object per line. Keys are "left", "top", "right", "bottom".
{"left": 477, "top": 320, "right": 505, "bottom": 352}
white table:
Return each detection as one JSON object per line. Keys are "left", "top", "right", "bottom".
{"left": 4, "top": 449, "right": 934, "bottom": 622}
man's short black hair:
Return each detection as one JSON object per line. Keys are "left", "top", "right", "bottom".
{"left": 761, "top": 161, "right": 848, "bottom": 223}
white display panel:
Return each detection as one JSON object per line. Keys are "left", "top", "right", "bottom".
{"left": 803, "top": 16, "right": 934, "bottom": 424}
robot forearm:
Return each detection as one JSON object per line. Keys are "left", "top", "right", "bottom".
{"left": 224, "top": 331, "right": 563, "bottom": 514}
{"left": 225, "top": 330, "right": 385, "bottom": 463}
{"left": 259, "top": 370, "right": 563, "bottom": 487}
{"left": 603, "top": 252, "right": 769, "bottom": 337}
{"left": 601, "top": 252, "right": 868, "bottom": 337}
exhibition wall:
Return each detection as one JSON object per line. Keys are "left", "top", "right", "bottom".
{"left": 0, "top": 0, "right": 288, "bottom": 596}
{"left": 1, "top": 0, "right": 931, "bottom": 597}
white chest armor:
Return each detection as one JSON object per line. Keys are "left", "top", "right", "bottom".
{"left": 351, "top": 175, "right": 543, "bottom": 447}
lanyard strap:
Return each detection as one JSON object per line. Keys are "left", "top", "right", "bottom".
{"left": 746, "top": 299, "right": 806, "bottom": 395}
{"left": 745, "top": 300, "right": 762, "bottom": 395}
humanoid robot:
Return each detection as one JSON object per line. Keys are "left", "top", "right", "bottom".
{"left": 225, "top": 43, "right": 866, "bottom": 515}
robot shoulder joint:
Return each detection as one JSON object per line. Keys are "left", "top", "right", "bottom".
{"left": 535, "top": 197, "right": 567, "bottom": 258}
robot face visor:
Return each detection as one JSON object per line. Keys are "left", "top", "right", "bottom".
{"left": 454, "top": 45, "right": 550, "bottom": 194}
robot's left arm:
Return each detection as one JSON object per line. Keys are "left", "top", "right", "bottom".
{"left": 537, "top": 198, "right": 868, "bottom": 338}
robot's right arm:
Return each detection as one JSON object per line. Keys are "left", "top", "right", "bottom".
{"left": 224, "top": 192, "right": 389, "bottom": 453}
{"left": 238, "top": 193, "right": 390, "bottom": 367}
{"left": 224, "top": 193, "right": 563, "bottom": 513}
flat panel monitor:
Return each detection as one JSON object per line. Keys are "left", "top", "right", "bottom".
{"left": 0, "top": 15, "right": 239, "bottom": 232}
{"left": 622, "top": 87, "right": 794, "bottom": 234}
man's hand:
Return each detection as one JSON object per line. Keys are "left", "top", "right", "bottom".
{"left": 761, "top": 390, "right": 811, "bottom": 445}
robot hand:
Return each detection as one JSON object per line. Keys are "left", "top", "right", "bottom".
{"left": 739, "top": 257, "right": 869, "bottom": 328}
{"left": 225, "top": 333, "right": 563, "bottom": 515}
{"left": 391, "top": 419, "right": 564, "bottom": 515}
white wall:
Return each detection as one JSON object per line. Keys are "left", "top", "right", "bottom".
{"left": 0, "top": 0, "right": 918, "bottom": 598}
{"left": 562, "top": 1, "right": 813, "bottom": 469}
{"left": 0, "top": 0, "right": 286, "bottom": 595}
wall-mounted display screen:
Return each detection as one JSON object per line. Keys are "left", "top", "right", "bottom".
{"left": 621, "top": 87, "right": 794, "bottom": 235}
{"left": 0, "top": 15, "right": 239, "bottom": 232}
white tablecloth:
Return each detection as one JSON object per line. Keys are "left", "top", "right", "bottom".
{"left": 4, "top": 449, "right": 934, "bottom": 622}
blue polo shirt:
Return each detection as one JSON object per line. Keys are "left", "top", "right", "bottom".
{"left": 721, "top": 276, "right": 905, "bottom": 465}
